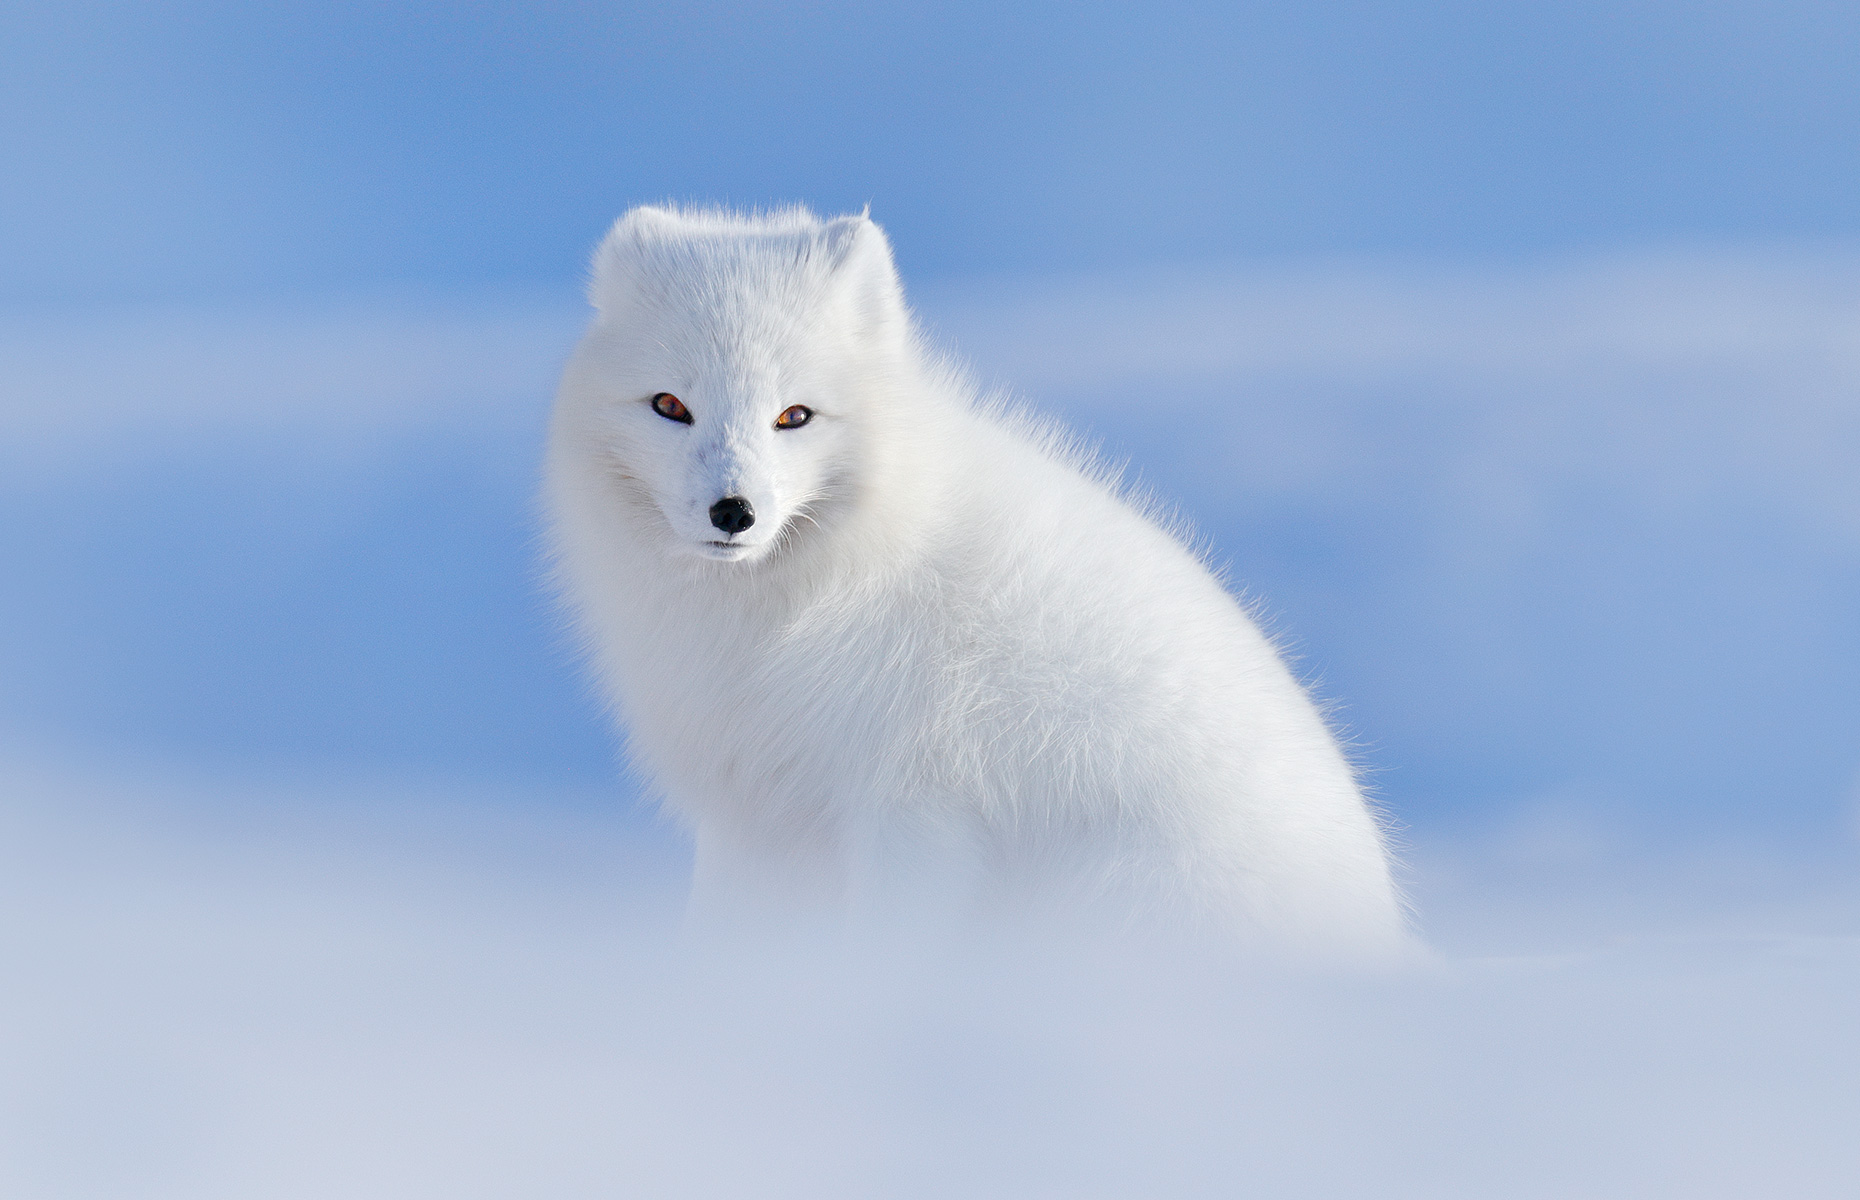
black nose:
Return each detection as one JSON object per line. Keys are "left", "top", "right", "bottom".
{"left": 709, "top": 495, "right": 755, "bottom": 534}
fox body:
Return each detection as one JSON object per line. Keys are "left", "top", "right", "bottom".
{"left": 546, "top": 206, "right": 1405, "bottom": 952}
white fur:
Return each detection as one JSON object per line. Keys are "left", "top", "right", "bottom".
{"left": 546, "top": 206, "right": 1407, "bottom": 954}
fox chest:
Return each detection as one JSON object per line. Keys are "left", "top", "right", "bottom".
{"left": 620, "top": 596, "right": 946, "bottom": 807}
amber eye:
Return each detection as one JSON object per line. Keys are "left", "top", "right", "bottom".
{"left": 650, "top": 393, "right": 692, "bottom": 424}
{"left": 774, "top": 405, "right": 813, "bottom": 429}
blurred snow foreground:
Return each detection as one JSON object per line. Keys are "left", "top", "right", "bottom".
{"left": 3, "top": 757, "right": 1858, "bottom": 1200}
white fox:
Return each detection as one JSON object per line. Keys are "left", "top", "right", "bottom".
{"left": 546, "top": 206, "right": 1407, "bottom": 953}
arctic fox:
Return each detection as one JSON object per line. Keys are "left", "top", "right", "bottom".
{"left": 546, "top": 206, "right": 1406, "bottom": 953}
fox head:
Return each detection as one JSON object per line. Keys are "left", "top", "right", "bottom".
{"left": 554, "top": 206, "right": 918, "bottom": 568}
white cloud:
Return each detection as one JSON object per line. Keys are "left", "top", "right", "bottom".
{"left": 6, "top": 251, "right": 1858, "bottom": 542}
{"left": 918, "top": 248, "right": 1860, "bottom": 386}
{"left": 0, "top": 294, "right": 584, "bottom": 472}
{"left": 917, "top": 248, "right": 1860, "bottom": 544}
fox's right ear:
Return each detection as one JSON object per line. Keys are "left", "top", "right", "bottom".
{"left": 587, "top": 206, "right": 681, "bottom": 312}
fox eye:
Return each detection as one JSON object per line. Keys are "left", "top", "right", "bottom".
{"left": 650, "top": 393, "right": 692, "bottom": 424}
{"left": 774, "top": 405, "right": 813, "bottom": 429}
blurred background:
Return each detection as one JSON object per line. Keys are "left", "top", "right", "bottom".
{"left": 3, "top": 2, "right": 1858, "bottom": 1195}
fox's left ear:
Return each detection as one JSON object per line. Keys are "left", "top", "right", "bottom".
{"left": 821, "top": 213, "right": 906, "bottom": 337}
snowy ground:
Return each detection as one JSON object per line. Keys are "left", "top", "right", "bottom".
{"left": 3, "top": 754, "right": 1856, "bottom": 1200}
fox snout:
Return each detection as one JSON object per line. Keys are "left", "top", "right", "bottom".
{"left": 709, "top": 496, "right": 755, "bottom": 534}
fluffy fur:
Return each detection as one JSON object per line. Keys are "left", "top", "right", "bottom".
{"left": 546, "top": 205, "right": 1407, "bottom": 954}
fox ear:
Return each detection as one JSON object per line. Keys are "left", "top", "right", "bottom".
{"left": 820, "top": 213, "right": 906, "bottom": 336}
{"left": 587, "top": 206, "right": 682, "bottom": 312}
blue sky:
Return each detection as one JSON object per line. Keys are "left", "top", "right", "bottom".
{"left": 5, "top": 3, "right": 1860, "bottom": 1193}
{"left": 6, "top": 0, "right": 1860, "bottom": 305}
